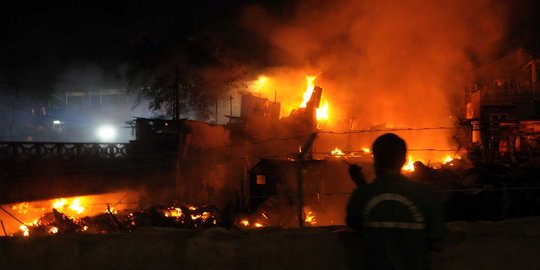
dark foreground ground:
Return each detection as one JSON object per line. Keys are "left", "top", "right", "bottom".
{"left": 1, "top": 217, "right": 540, "bottom": 270}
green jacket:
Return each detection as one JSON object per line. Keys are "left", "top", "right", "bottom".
{"left": 346, "top": 173, "right": 445, "bottom": 270}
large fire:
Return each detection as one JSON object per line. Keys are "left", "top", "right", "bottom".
{"left": 299, "top": 75, "right": 330, "bottom": 126}
{"left": 254, "top": 74, "right": 331, "bottom": 127}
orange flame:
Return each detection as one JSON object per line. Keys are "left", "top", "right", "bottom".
{"left": 441, "top": 154, "right": 461, "bottom": 166}
{"left": 316, "top": 100, "right": 329, "bottom": 122}
{"left": 442, "top": 155, "right": 453, "bottom": 164}
{"left": 52, "top": 197, "right": 86, "bottom": 215}
{"left": 240, "top": 219, "right": 250, "bottom": 227}
{"left": 303, "top": 206, "right": 317, "bottom": 225}
{"left": 402, "top": 156, "right": 415, "bottom": 172}
{"left": 19, "top": 225, "right": 29, "bottom": 237}
{"left": 3, "top": 192, "right": 137, "bottom": 236}
{"left": 299, "top": 75, "right": 330, "bottom": 126}
{"left": 331, "top": 147, "right": 345, "bottom": 157}
{"left": 48, "top": 226, "right": 59, "bottom": 234}
{"left": 300, "top": 75, "right": 317, "bottom": 108}
{"left": 68, "top": 198, "right": 85, "bottom": 214}
{"left": 254, "top": 222, "right": 264, "bottom": 228}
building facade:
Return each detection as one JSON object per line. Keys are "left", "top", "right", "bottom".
{"left": 465, "top": 48, "right": 540, "bottom": 163}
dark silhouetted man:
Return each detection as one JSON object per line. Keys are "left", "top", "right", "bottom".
{"left": 346, "top": 133, "right": 445, "bottom": 270}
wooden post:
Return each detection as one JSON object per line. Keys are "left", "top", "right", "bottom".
{"left": 346, "top": 117, "right": 354, "bottom": 152}
{"left": 296, "top": 133, "right": 317, "bottom": 227}
{"left": 215, "top": 100, "right": 219, "bottom": 124}
{"left": 229, "top": 96, "right": 233, "bottom": 123}
{"left": 174, "top": 65, "right": 179, "bottom": 120}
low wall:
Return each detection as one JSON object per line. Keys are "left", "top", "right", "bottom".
{"left": 1, "top": 217, "right": 539, "bottom": 270}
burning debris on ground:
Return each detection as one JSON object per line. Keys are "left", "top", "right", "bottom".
{"left": 236, "top": 202, "right": 318, "bottom": 229}
{"left": 1, "top": 193, "right": 223, "bottom": 237}
{"left": 127, "top": 203, "right": 221, "bottom": 229}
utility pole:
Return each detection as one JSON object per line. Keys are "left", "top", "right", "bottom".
{"left": 174, "top": 65, "right": 180, "bottom": 120}
{"left": 229, "top": 96, "right": 233, "bottom": 123}
{"left": 532, "top": 59, "right": 537, "bottom": 96}
{"left": 215, "top": 100, "right": 219, "bottom": 125}
{"left": 296, "top": 133, "right": 317, "bottom": 227}
{"left": 346, "top": 117, "right": 355, "bottom": 152}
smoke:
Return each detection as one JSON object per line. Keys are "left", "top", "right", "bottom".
{"left": 242, "top": 0, "right": 508, "bottom": 156}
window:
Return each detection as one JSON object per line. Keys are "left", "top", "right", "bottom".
{"left": 256, "top": 175, "right": 266, "bottom": 185}
{"left": 489, "top": 113, "right": 509, "bottom": 121}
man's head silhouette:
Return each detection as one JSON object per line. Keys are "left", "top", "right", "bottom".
{"left": 372, "top": 133, "right": 407, "bottom": 175}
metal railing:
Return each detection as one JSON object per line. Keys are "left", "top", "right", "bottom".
{"left": 0, "top": 141, "right": 130, "bottom": 160}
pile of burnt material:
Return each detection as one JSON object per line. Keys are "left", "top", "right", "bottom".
{"left": 13, "top": 203, "right": 222, "bottom": 237}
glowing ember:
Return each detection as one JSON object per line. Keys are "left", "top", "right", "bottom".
{"left": 303, "top": 206, "right": 317, "bottom": 225}
{"left": 19, "top": 225, "right": 29, "bottom": 237}
{"left": 442, "top": 154, "right": 461, "bottom": 165}
{"left": 11, "top": 202, "right": 30, "bottom": 215}
{"left": 48, "top": 226, "right": 59, "bottom": 234}
{"left": 168, "top": 207, "right": 183, "bottom": 218}
{"left": 254, "top": 222, "right": 264, "bottom": 228}
{"left": 191, "top": 211, "right": 212, "bottom": 222}
{"left": 402, "top": 156, "right": 415, "bottom": 172}
{"left": 362, "top": 147, "right": 371, "bottom": 153}
{"left": 106, "top": 207, "right": 118, "bottom": 215}
{"left": 240, "top": 219, "right": 250, "bottom": 227}
{"left": 331, "top": 147, "right": 345, "bottom": 157}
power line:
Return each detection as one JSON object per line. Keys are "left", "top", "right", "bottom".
{"left": 318, "top": 126, "right": 468, "bottom": 135}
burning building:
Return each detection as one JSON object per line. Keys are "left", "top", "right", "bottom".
{"left": 0, "top": 72, "right": 470, "bottom": 236}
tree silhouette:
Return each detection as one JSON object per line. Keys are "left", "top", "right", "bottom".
{"left": 125, "top": 35, "right": 246, "bottom": 120}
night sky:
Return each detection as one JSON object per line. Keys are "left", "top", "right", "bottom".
{"left": 0, "top": 1, "right": 285, "bottom": 91}
{"left": 0, "top": 0, "right": 539, "bottom": 96}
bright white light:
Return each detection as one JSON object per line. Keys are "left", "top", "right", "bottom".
{"left": 53, "top": 120, "right": 62, "bottom": 125}
{"left": 97, "top": 125, "right": 117, "bottom": 141}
